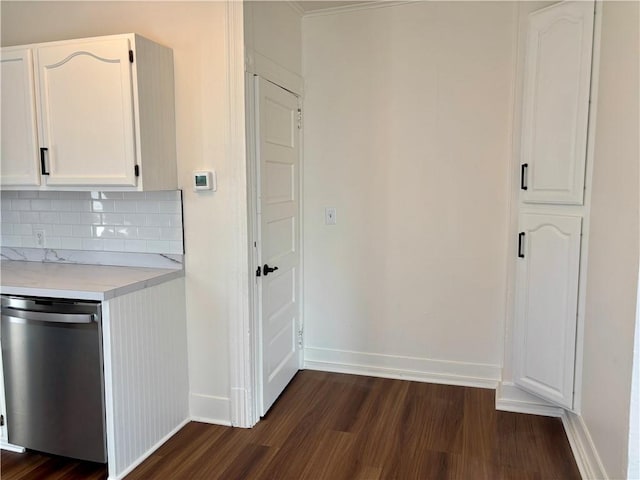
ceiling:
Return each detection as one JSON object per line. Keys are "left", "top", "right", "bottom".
{"left": 295, "top": 1, "right": 375, "bottom": 14}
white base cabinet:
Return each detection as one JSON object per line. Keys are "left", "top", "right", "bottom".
{"left": 1, "top": 34, "right": 177, "bottom": 191}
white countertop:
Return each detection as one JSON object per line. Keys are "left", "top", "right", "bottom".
{"left": 0, "top": 261, "right": 184, "bottom": 300}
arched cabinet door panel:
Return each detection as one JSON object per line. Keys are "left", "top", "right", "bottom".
{"left": 514, "top": 213, "right": 582, "bottom": 409}
{"left": 37, "top": 38, "right": 137, "bottom": 187}
{"left": 520, "top": 1, "right": 594, "bottom": 205}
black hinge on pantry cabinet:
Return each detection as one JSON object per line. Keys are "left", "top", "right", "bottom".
{"left": 256, "top": 266, "right": 262, "bottom": 277}
{"left": 129, "top": 50, "right": 134, "bottom": 63}
{"left": 134, "top": 165, "right": 140, "bottom": 177}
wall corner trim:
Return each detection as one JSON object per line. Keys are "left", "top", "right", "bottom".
{"left": 561, "top": 411, "right": 609, "bottom": 480}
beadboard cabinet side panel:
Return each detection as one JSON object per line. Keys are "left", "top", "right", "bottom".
{"left": 102, "top": 277, "right": 188, "bottom": 478}
{"left": 132, "top": 35, "right": 177, "bottom": 191}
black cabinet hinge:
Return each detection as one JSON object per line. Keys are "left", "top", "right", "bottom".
{"left": 0, "top": 414, "right": 4, "bottom": 427}
{"left": 129, "top": 50, "right": 134, "bottom": 63}
{"left": 134, "top": 165, "right": 140, "bottom": 177}
{"left": 256, "top": 266, "right": 262, "bottom": 277}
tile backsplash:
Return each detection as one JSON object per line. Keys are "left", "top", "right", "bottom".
{"left": 0, "top": 191, "right": 184, "bottom": 255}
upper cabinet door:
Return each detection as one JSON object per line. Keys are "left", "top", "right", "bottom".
{"left": 514, "top": 213, "right": 582, "bottom": 409}
{"left": 37, "top": 38, "right": 137, "bottom": 186}
{"left": 1, "top": 48, "right": 41, "bottom": 186}
{"left": 520, "top": 1, "right": 594, "bottom": 205}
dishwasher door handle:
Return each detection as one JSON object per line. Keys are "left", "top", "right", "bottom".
{"left": 1, "top": 307, "right": 95, "bottom": 324}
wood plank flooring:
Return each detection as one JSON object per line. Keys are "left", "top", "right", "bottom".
{"left": 1, "top": 370, "right": 581, "bottom": 479}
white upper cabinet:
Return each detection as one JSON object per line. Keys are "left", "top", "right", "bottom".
{"left": 514, "top": 213, "right": 582, "bottom": 409}
{"left": 520, "top": 2, "right": 594, "bottom": 205}
{"left": 1, "top": 48, "right": 41, "bottom": 186}
{"left": 37, "top": 38, "right": 137, "bottom": 186}
{"left": 0, "top": 34, "right": 177, "bottom": 191}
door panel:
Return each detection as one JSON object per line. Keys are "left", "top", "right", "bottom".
{"left": 257, "top": 77, "right": 300, "bottom": 416}
{"left": 37, "top": 38, "right": 137, "bottom": 186}
{"left": 514, "top": 213, "right": 582, "bottom": 408}
{"left": 1, "top": 48, "right": 41, "bottom": 186}
{"left": 520, "top": 1, "right": 594, "bottom": 204}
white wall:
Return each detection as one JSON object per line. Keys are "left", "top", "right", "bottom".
{"left": 581, "top": 2, "right": 640, "bottom": 478}
{"left": 1, "top": 1, "right": 246, "bottom": 424}
{"left": 302, "top": 2, "right": 517, "bottom": 383}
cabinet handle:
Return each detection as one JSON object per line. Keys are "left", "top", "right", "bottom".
{"left": 518, "top": 232, "right": 525, "bottom": 258}
{"left": 40, "top": 148, "right": 49, "bottom": 175}
{"left": 520, "top": 163, "right": 528, "bottom": 190}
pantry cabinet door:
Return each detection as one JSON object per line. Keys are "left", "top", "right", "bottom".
{"left": 1, "top": 48, "right": 41, "bottom": 186}
{"left": 514, "top": 213, "right": 582, "bottom": 409}
{"left": 520, "top": 1, "right": 594, "bottom": 205}
{"left": 37, "top": 38, "right": 137, "bottom": 186}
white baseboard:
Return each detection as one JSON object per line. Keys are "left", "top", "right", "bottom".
{"left": 109, "top": 417, "right": 189, "bottom": 480}
{"left": 303, "top": 347, "right": 501, "bottom": 388}
{"left": 0, "top": 441, "right": 25, "bottom": 453}
{"left": 495, "top": 382, "right": 564, "bottom": 417}
{"left": 189, "top": 393, "right": 231, "bottom": 426}
{"left": 561, "top": 411, "right": 608, "bottom": 480}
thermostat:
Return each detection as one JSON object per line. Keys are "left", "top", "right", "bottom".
{"left": 193, "top": 171, "right": 216, "bottom": 191}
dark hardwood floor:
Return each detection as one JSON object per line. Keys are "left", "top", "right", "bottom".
{"left": 1, "top": 370, "right": 580, "bottom": 479}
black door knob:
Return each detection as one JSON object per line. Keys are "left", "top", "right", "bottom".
{"left": 263, "top": 264, "right": 279, "bottom": 276}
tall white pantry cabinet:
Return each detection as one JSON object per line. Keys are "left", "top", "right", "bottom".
{"left": 0, "top": 34, "right": 177, "bottom": 191}
{"left": 513, "top": 1, "right": 596, "bottom": 410}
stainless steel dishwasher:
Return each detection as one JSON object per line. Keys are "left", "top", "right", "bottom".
{"left": 1, "top": 295, "right": 107, "bottom": 463}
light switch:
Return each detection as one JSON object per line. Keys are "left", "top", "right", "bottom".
{"left": 325, "top": 207, "right": 337, "bottom": 225}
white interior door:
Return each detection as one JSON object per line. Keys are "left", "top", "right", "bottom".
{"left": 514, "top": 213, "right": 582, "bottom": 409}
{"left": 520, "top": 1, "right": 594, "bottom": 205}
{"left": 255, "top": 76, "right": 301, "bottom": 416}
{"left": 37, "top": 38, "right": 137, "bottom": 186}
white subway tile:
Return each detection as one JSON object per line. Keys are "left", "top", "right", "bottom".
{"left": 72, "top": 200, "right": 92, "bottom": 212}
{"left": 38, "top": 191, "right": 60, "bottom": 199}
{"left": 1, "top": 191, "right": 19, "bottom": 199}
{"left": 145, "top": 214, "right": 171, "bottom": 227}
{"left": 158, "top": 201, "right": 180, "bottom": 214}
{"left": 39, "top": 212, "right": 60, "bottom": 224}
{"left": 18, "top": 191, "right": 38, "bottom": 199}
{"left": 115, "top": 226, "right": 136, "bottom": 238}
{"left": 51, "top": 199, "right": 75, "bottom": 211}
{"left": 80, "top": 213, "right": 102, "bottom": 225}
{"left": 11, "top": 199, "right": 31, "bottom": 211}
{"left": 53, "top": 224, "right": 73, "bottom": 236}
{"left": 145, "top": 240, "right": 172, "bottom": 253}
{"left": 20, "top": 211, "right": 40, "bottom": 223}
{"left": 72, "top": 225, "right": 92, "bottom": 237}
{"left": 21, "top": 236, "right": 36, "bottom": 248}
{"left": 159, "top": 227, "right": 182, "bottom": 241}
{"left": 136, "top": 201, "right": 159, "bottom": 214}
{"left": 93, "top": 226, "right": 116, "bottom": 238}
{"left": 32, "top": 224, "right": 55, "bottom": 236}
{"left": 46, "top": 237, "right": 61, "bottom": 249}
{"left": 59, "top": 212, "right": 81, "bottom": 224}
{"left": 82, "top": 238, "right": 104, "bottom": 251}
{"left": 114, "top": 201, "right": 138, "bottom": 213}
{"left": 1, "top": 234, "right": 21, "bottom": 246}
{"left": 101, "top": 213, "right": 124, "bottom": 225}
{"left": 123, "top": 214, "right": 146, "bottom": 226}
{"left": 137, "top": 226, "right": 161, "bottom": 240}
{"left": 124, "top": 239, "right": 147, "bottom": 252}
{"left": 13, "top": 224, "right": 33, "bottom": 235}
{"left": 1, "top": 211, "right": 21, "bottom": 223}
{"left": 103, "top": 239, "right": 125, "bottom": 251}
{"left": 1, "top": 224, "right": 13, "bottom": 234}
{"left": 122, "top": 192, "right": 145, "bottom": 200}
{"left": 59, "top": 237, "right": 83, "bottom": 249}
{"left": 91, "top": 200, "right": 115, "bottom": 213}
{"left": 0, "top": 201, "right": 11, "bottom": 212}
{"left": 31, "top": 199, "right": 51, "bottom": 210}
